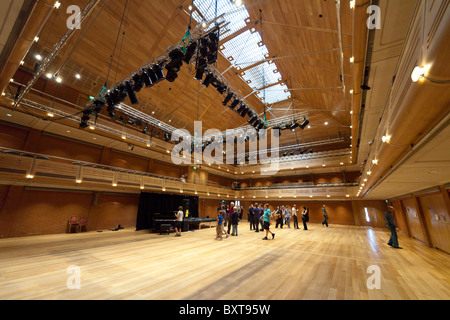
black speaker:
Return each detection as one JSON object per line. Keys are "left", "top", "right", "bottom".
{"left": 182, "top": 199, "right": 190, "bottom": 213}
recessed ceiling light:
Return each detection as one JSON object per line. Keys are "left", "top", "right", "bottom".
{"left": 324, "top": 122, "right": 328, "bottom": 125}
{"left": 75, "top": 74, "right": 81, "bottom": 79}
{"left": 6, "top": 113, "right": 12, "bottom": 117}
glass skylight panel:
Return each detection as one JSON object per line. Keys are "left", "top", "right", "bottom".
{"left": 220, "top": 30, "right": 268, "bottom": 69}
{"left": 240, "top": 62, "right": 281, "bottom": 89}
{"left": 193, "top": 0, "right": 249, "bottom": 39}
{"left": 192, "top": 0, "right": 292, "bottom": 106}
{"left": 257, "top": 83, "right": 291, "bottom": 105}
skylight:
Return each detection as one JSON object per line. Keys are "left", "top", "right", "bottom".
{"left": 221, "top": 29, "right": 268, "bottom": 69}
{"left": 256, "top": 83, "right": 291, "bottom": 105}
{"left": 240, "top": 62, "right": 281, "bottom": 90}
{"left": 193, "top": 0, "right": 249, "bottom": 39}
{"left": 192, "top": 0, "right": 291, "bottom": 106}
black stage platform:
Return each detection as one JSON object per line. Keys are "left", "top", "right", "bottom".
{"left": 153, "top": 217, "right": 216, "bottom": 233}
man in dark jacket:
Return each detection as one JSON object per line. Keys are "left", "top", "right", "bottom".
{"left": 253, "top": 203, "right": 260, "bottom": 232}
{"left": 384, "top": 206, "right": 402, "bottom": 249}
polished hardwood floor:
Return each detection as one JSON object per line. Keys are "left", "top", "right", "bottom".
{"left": 0, "top": 221, "right": 449, "bottom": 300}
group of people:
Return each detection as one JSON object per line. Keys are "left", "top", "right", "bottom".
{"left": 215, "top": 202, "right": 330, "bottom": 241}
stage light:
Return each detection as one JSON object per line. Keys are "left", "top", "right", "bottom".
{"left": 194, "top": 58, "right": 207, "bottom": 80}
{"left": 79, "top": 109, "right": 92, "bottom": 129}
{"left": 140, "top": 68, "right": 153, "bottom": 87}
{"left": 252, "top": 119, "right": 261, "bottom": 128}
{"left": 248, "top": 115, "right": 258, "bottom": 125}
{"left": 116, "top": 84, "right": 128, "bottom": 103}
{"left": 235, "top": 104, "right": 245, "bottom": 114}
{"left": 198, "top": 37, "right": 209, "bottom": 58}
{"left": 142, "top": 126, "right": 149, "bottom": 134}
{"left": 105, "top": 91, "right": 117, "bottom": 117}
{"left": 183, "top": 41, "right": 198, "bottom": 64}
{"left": 229, "top": 99, "right": 240, "bottom": 110}
{"left": 202, "top": 73, "right": 215, "bottom": 87}
{"left": 125, "top": 80, "right": 139, "bottom": 105}
{"left": 152, "top": 64, "right": 165, "bottom": 83}
{"left": 239, "top": 105, "right": 249, "bottom": 117}
{"left": 289, "top": 121, "right": 299, "bottom": 131}
{"left": 166, "top": 48, "right": 184, "bottom": 82}
{"left": 92, "top": 99, "right": 105, "bottom": 114}
{"left": 164, "top": 133, "right": 171, "bottom": 141}
{"left": 206, "top": 30, "right": 219, "bottom": 64}
{"left": 300, "top": 118, "right": 310, "bottom": 129}
{"left": 216, "top": 85, "right": 227, "bottom": 94}
{"left": 222, "top": 92, "right": 234, "bottom": 106}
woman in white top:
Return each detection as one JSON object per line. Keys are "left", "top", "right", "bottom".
{"left": 174, "top": 206, "right": 184, "bottom": 236}
{"left": 292, "top": 205, "right": 299, "bottom": 229}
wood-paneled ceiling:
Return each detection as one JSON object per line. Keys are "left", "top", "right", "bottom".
{"left": 16, "top": 0, "right": 357, "bottom": 151}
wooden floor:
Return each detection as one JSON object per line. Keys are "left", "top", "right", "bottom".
{"left": 0, "top": 222, "right": 449, "bottom": 300}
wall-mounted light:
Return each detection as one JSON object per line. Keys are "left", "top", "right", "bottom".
{"left": 411, "top": 66, "right": 425, "bottom": 82}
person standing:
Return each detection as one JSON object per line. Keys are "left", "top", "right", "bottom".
{"left": 284, "top": 206, "right": 291, "bottom": 228}
{"left": 248, "top": 204, "right": 255, "bottom": 230}
{"left": 275, "top": 206, "right": 283, "bottom": 228}
{"left": 259, "top": 204, "right": 265, "bottom": 231}
{"left": 384, "top": 206, "right": 402, "bottom": 249}
{"left": 174, "top": 206, "right": 184, "bottom": 236}
{"left": 253, "top": 203, "right": 260, "bottom": 232}
{"left": 215, "top": 208, "right": 228, "bottom": 240}
{"left": 292, "top": 204, "right": 299, "bottom": 229}
{"left": 322, "top": 204, "right": 329, "bottom": 227}
{"left": 262, "top": 203, "right": 275, "bottom": 240}
{"left": 231, "top": 206, "right": 239, "bottom": 236}
{"left": 227, "top": 202, "right": 234, "bottom": 235}
{"left": 302, "top": 206, "right": 309, "bottom": 230}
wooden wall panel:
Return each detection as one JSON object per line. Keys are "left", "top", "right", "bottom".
{"left": 36, "top": 133, "right": 102, "bottom": 163}
{"left": 0, "top": 188, "right": 93, "bottom": 237}
{"left": 0, "top": 122, "right": 29, "bottom": 150}
{"left": 88, "top": 193, "right": 139, "bottom": 231}
{"left": 391, "top": 199, "right": 410, "bottom": 237}
{"left": 402, "top": 197, "right": 426, "bottom": 243}
{"left": 0, "top": 188, "right": 140, "bottom": 238}
{"left": 419, "top": 194, "right": 450, "bottom": 254}
{"left": 108, "top": 149, "right": 149, "bottom": 172}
